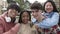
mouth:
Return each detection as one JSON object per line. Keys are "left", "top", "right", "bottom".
{"left": 47, "top": 8, "right": 52, "bottom": 10}
{"left": 34, "top": 15, "right": 38, "bottom": 18}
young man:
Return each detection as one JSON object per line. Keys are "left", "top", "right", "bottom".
{"left": 30, "top": 2, "right": 45, "bottom": 34}
{"left": 0, "top": 3, "right": 20, "bottom": 34}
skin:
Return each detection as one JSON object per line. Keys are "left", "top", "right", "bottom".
{"left": 8, "top": 9, "right": 18, "bottom": 18}
{"left": 21, "top": 12, "right": 30, "bottom": 24}
{"left": 31, "top": 9, "right": 44, "bottom": 22}
{"left": 31, "top": 2, "right": 54, "bottom": 33}
{"left": 45, "top": 2, "right": 53, "bottom": 13}
{"left": 31, "top": 9, "right": 43, "bottom": 32}
{"left": 31, "top": 2, "right": 54, "bottom": 21}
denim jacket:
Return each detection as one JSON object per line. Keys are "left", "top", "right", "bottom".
{"left": 32, "top": 12, "right": 59, "bottom": 29}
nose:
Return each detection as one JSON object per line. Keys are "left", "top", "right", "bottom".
{"left": 32, "top": 12, "right": 36, "bottom": 16}
{"left": 24, "top": 17, "right": 28, "bottom": 20}
{"left": 12, "top": 13, "right": 16, "bottom": 16}
{"left": 47, "top": 6, "right": 50, "bottom": 8}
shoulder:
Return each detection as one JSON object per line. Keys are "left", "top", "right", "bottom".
{"left": 0, "top": 15, "right": 6, "bottom": 26}
{"left": 52, "top": 12, "right": 59, "bottom": 17}
{"left": 54, "top": 12, "right": 59, "bottom": 15}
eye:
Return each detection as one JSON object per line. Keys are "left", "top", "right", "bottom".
{"left": 36, "top": 10, "right": 38, "bottom": 12}
{"left": 32, "top": 11, "right": 34, "bottom": 13}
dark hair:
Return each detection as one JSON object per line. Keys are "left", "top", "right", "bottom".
{"left": 44, "top": 0, "right": 58, "bottom": 12}
{"left": 30, "top": 2, "right": 43, "bottom": 10}
{"left": 7, "top": 3, "right": 20, "bottom": 12}
{"left": 18, "top": 10, "right": 31, "bottom": 23}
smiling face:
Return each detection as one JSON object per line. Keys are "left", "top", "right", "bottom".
{"left": 21, "top": 12, "right": 30, "bottom": 24}
{"left": 45, "top": 2, "right": 53, "bottom": 13}
{"left": 31, "top": 9, "right": 42, "bottom": 20}
{"left": 8, "top": 9, "right": 18, "bottom": 18}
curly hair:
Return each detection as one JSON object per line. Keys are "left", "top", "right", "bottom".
{"left": 7, "top": 3, "right": 20, "bottom": 12}
{"left": 30, "top": 2, "right": 43, "bottom": 10}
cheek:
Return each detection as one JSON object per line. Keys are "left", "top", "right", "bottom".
{"left": 33, "top": 13, "right": 37, "bottom": 16}
{"left": 22, "top": 18, "right": 24, "bottom": 21}
{"left": 32, "top": 12, "right": 34, "bottom": 16}
{"left": 22, "top": 17, "right": 29, "bottom": 23}
{"left": 51, "top": 7, "right": 53, "bottom": 10}
{"left": 22, "top": 17, "right": 29, "bottom": 20}
{"left": 8, "top": 11, "right": 12, "bottom": 15}
{"left": 11, "top": 13, "right": 17, "bottom": 17}
{"left": 45, "top": 6, "right": 49, "bottom": 11}
{"left": 45, "top": 7, "right": 53, "bottom": 12}
{"left": 27, "top": 17, "right": 29, "bottom": 20}
{"left": 22, "top": 18, "right": 25, "bottom": 22}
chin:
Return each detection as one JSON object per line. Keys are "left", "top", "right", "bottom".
{"left": 24, "top": 22, "right": 28, "bottom": 24}
{"left": 24, "top": 21, "right": 28, "bottom": 23}
{"left": 11, "top": 17, "right": 15, "bottom": 18}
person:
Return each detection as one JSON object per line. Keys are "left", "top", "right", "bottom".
{"left": 30, "top": 2, "right": 44, "bottom": 34}
{"left": 31, "top": 0, "right": 59, "bottom": 34}
{"left": 17, "top": 10, "right": 34, "bottom": 34}
{"left": 0, "top": 3, "right": 20, "bottom": 34}
{"left": 57, "top": 14, "right": 60, "bottom": 34}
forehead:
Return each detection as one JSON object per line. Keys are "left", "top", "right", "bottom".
{"left": 8, "top": 9, "right": 16, "bottom": 11}
{"left": 22, "top": 12, "right": 29, "bottom": 15}
{"left": 45, "top": 2, "right": 52, "bottom": 6}
{"left": 31, "top": 9, "right": 37, "bottom": 11}
{"left": 8, "top": 9, "right": 18, "bottom": 12}
{"left": 31, "top": 9, "right": 42, "bottom": 12}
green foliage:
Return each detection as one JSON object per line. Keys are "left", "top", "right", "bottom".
{"left": 7, "top": 0, "right": 16, "bottom": 3}
{"left": 15, "top": 0, "right": 25, "bottom": 10}
{"left": 7, "top": 0, "right": 31, "bottom": 11}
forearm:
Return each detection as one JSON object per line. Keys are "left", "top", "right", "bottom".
{"left": 3, "top": 23, "right": 20, "bottom": 34}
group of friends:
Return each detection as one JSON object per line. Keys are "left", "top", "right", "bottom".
{"left": 0, "top": 0, "right": 60, "bottom": 34}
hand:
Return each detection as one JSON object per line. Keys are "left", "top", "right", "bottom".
{"left": 34, "top": 25, "right": 43, "bottom": 32}
{"left": 37, "top": 28, "right": 43, "bottom": 33}
{"left": 35, "top": 25, "right": 39, "bottom": 29}
{"left": 37, "top": 11, "right": 45, "bottom": 22}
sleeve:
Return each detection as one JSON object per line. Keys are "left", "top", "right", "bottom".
{"left": 37, "top": 12, "right": 59, "bottom": 28}
{"left": 31, "top": 17, "right": 36, "bottom": 24}
{"left": 3, "top": 23, "right": 20, "bottom": 34}
{"left": 0, "top": 19, "right": 5, "bottom": 34}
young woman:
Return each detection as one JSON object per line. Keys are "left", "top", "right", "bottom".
{"left": 31, "top": 0, "right": 59, "bottom": 34}
{"left": 17, "top": 10, "right": 33, "bottom": 34}
{"left": 42, "top": 0, "right": 59, "bottom": 34}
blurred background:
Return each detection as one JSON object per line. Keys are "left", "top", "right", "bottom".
{"left": 0, "top": 0, "right": 59, "bottom": 15}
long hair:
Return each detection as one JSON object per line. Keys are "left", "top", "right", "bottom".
{"left": 18, "top": 10, "right": 31, "bottom": 24}
{"left": 44, "top": 0, "right": 58, "bottom": 12}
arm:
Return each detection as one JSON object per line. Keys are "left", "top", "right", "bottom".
{"left": 38, "top": 12, "right": 59, "bottom": 28}
{"left": 1, "top": 12, "right": 7, "bottom": 17}
{"left": 3, "top": 23, "right": 20, "bottom": 34}
{"left": 0, "top": 20, "right": 4, "bottom": 34}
